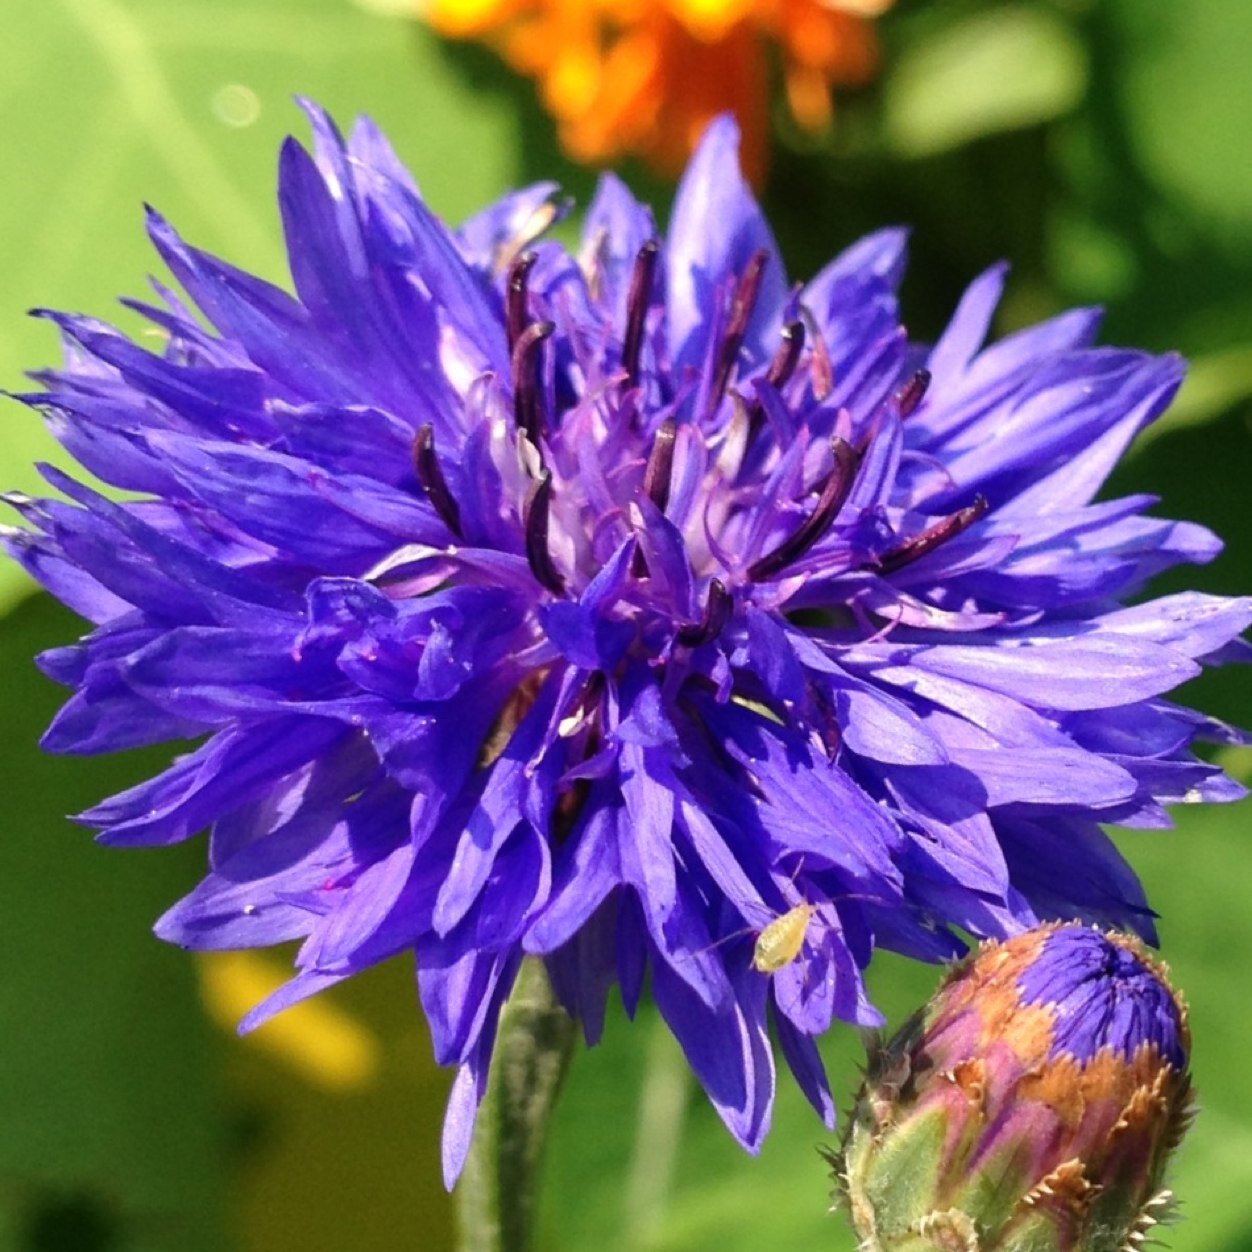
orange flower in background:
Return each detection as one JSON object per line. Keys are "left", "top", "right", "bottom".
{"left": 424, "top": 0, "right": 893, "bottom": 180}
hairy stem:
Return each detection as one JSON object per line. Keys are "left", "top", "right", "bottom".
{"left": 456, "top": 959, "right": 577, "bottom": 1252}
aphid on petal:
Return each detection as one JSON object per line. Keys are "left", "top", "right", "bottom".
{"left": 752, "top": 902, "right": 819, "bottom": 974}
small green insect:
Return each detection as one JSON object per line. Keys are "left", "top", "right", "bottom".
{"left": 751, "top": 901, "right": 819, "bottom": 974}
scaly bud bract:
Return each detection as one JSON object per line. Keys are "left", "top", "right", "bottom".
{"left": 834, "top": 924, "right": 1193, "bottom": 1251}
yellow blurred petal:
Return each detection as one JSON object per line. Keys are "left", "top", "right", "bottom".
{"left": 670, "top": 0, "right": 756, "bottom": 42}
{"left": 425, "top": 0, "right": 523, "bottom": 36}
{"left": 199, "top": 951, "right": 381, "bottom": 1092}
{"left": 819, "top": 0, "right": 892, "bottom": 16}
{"left": 543, "top": 44, "right": 605, "bottom": 116}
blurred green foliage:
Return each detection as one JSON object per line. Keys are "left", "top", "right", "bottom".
{"left": 2, "top": 0, "right": 1251, "bottom": 1249}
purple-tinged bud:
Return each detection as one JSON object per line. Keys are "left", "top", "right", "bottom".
{"left": 833, "top": 924, "right": 1193, "bottom": 1251}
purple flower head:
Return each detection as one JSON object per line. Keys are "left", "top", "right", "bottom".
{"left": 5, "top": 103, "right": 1247, "bottom": 1182}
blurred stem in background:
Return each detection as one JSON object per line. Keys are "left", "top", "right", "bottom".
{"left": 621, "top": 1015, "right": 691, "bottom": 1251}
{"left": 457, "top": 960, "right": 576, "bottom": 1252}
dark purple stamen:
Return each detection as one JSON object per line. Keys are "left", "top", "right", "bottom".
{"left": 678, "top": 578, "right": 732, "bottom": 646}
{"left": 767, "top": 319, "right": 806, "bottom": 390}
{"left": 512, "top": 320, "right": 555, "bottom": 444}
{"left": 748, "top": 438, "right": 858, "bottom": 582}
{"left": 524, "top": 471, "right": 564, "bottom": 594}
{"left": 622, "top": 239, "right": 659, "bottom": 388}
{"left": 506, "top": 250, "right": 538, "bottom": 349}
{"left": 799, "top": 307, "right": 833, "bottom": 400}
{"left": 708, "top": 248, "right": 770, "bottom": 416}
{"left": 877, "top": 495, "right": 988, "bottom": 575}
{"left": 746, "top": 319, "right": 806, "bottom": 435}
{"left": 412, "top": 424, "right": 463, "bottom": 537}
{"left": 808, "top": 682, "right": 842, "bottom": 758}
{"left": 895, "top": 368, "right": 931, "bottom": 418}
{"left": 633, "top": 417, "right": 679, "bottom": 579}
{"left": 642, "top": 419, "right": 677, "bottom": 513}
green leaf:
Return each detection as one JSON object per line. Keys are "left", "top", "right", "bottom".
{"left": 1048, "top": 0, "right": 1252, "bottom": 391}
{"left": 1102, "top": 0, "right": 1252, "bottom": 242}
{"left": 0, "top": 0, "right": 524, "bottom": 612}
{"left": 0, "top": 594, "right": 226, "bottom": 1250}
{"left": 883, "top": 4, "right": 1087, "bottom": 158}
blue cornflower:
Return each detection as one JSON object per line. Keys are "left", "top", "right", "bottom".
{"left": 5, "top": 103, "right": 1247, "bottom": 1182}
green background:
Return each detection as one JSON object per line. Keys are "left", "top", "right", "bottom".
{"left": 1, "top": 1, "right": 1250, "bottom": 1248}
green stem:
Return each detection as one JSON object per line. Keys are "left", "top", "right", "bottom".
{"left": 456, "top": 958, "right": 577, "bottom": 1252}
{"left": 622, "top": 1011, "right": 691, "bottom": 1250}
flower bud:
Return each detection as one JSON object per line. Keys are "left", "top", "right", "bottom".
{"left": 834, "top": 924, "right": 1193, "bottom": 1251}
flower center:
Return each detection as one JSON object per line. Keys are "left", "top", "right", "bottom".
{"left": 410, "top": 242, "right": 986, "bottom": 655}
